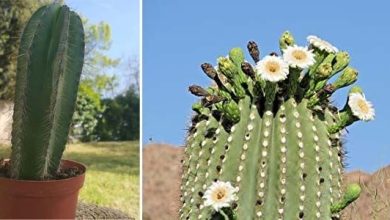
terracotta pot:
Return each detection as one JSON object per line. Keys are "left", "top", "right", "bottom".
{"left": 0, "top": 160, "right": 86, "bottom": 219}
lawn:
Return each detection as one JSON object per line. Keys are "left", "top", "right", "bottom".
{"left": 0, "top": 141, "right": 140, "bottom": 219}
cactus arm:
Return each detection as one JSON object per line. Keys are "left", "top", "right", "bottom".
{"left": 330, "top": 183, "right": 361, "bottom": 214}
{"left": 10, "top": 4, "right": 84, "bottom": 180}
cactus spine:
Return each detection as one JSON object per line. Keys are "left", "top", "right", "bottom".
{"left": 9, "top": 3, "right": 85, "bottom": 180}
{"left": 180, "top": 32, "right": 373, "bottom": 219}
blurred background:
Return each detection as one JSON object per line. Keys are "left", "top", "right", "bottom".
{"left": 0, "top": 0, "right": 139, "bottom": 219}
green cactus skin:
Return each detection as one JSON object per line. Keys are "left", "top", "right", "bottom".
{"left": 180, "top": 33, "right": 371, "bottom": 219}
{"left": 9, "top": 3, "right": 84, "bottom": 180}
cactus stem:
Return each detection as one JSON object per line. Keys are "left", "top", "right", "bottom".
{"left": 264, "top": 82, "right": 277, "bottom": 110}
{"left": 328, "top": 110, "right": 357, "bottom": 134}
{"left": 286, "top": 68, "right": 301, "bottom": 98}
{"left": 330, "top": 183, "right": 361, "bottom": 214}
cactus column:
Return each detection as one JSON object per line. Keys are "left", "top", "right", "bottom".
{"left": 10, "top": 3, "right": 84, "bottom": 180}
{"left": 180, "top": 32, "right": 373, "bottom": 219}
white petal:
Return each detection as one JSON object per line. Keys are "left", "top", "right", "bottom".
{"left": 348, "top": 93, "right": 375, "bottom": 121}
{"left": 256, "top": 55, "right": 289, "bottom": 82}
{"left": 307, "top": 35, "right": 338, "bottom": 53}
{"left": 283, "top": 45, "right": 316, "bottom": 69}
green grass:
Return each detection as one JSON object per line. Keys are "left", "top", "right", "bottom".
{"left": 0, "top": 141, "right": 139, "bottom": 219}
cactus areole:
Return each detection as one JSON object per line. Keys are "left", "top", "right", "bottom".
{"left": 180, "top": 32, "right": 373, "bottom": 220}
{"left": 0, "top": 3, "right": 85, "bottom": 219}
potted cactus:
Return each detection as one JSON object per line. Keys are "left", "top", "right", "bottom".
{"left": 0, "top": 3, "right": 85, "bottom": 219}
{"left": 181, "top": 32, "right": 374, "bottom": 219}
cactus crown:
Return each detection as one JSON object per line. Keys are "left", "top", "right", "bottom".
{"left": 180, "top": 31, "right": 374, "bottom": 219}
{"left": 9, "top": 3, "right": 85, "bottom": 180}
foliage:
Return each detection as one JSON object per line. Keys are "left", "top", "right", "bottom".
{"left": 82, "top": 19, "right": 119, "bottom": 92}
{"left": 70, "top": 20, "right": 120, "bottom": 141}
{"left": 95, "top": 86, "right": 139, "bottom": 141}
{"left": 0, "top": 0, "right": 49, "bottom": 100}
{"left": 1, "top": 1, "right": 134, "bottom": 143}
{"left": 71, "top": 84, "right": 104, "bottom": 142}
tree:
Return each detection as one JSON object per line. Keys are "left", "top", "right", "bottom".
{"left": 70, "top": 20, "right": 121, "bottom": 141}
{"left": 1, "top": 2, "right": 131, "bottom": 142}
{"left": 0, "top": 0, "right": 49, "bottom": 100}
{"left": 95, "top": 85, "right": 140, "bottom": 141}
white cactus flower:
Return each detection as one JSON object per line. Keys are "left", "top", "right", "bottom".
{"left": 203, "top": 181, "right": 238, "bottom": 211}
{"left": 307, "top": 35, "right": 338, "bottom": 53}
{"left": 256, "top": 55, "right": 289, "bottom": 82}
{"left": 283, "top": 45, "right": 316, "bottom": 69}
{"left": 348, "top": 93, "right": 375, "bottom": 121}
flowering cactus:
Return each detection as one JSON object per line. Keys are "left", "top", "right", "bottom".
{"left": 180, "top": 31, "right": 374, "bottom": 219}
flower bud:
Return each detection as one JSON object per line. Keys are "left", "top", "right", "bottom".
{"left": 218, "top": 57, "right": 236, "bottom": 79}
{"left": 332, "top": 51, "right": 350, "bottom": 74}
{"left": 192, "top": 102, "right": 203, "bottom": 113}
{"left": 332, "top": 67, "right": 358, "bottom": 90}
{"left": 279, "top": 31, "right": 295, "bottom": 50}
{"left": 223, "top": 100, "right": 240, "bottom": 123}
{"left": 349, "top": 85, "right": 363, "bottom": 95}
{"left": 201, "top": 63, "right": 217, "bottom": 79}
{"left": 315, "top": 63, "right": 333, "bottom": 79}
{"left": 247, "top": 41, "right": 260, "bottom": 63}
{"left": 229, "top": 48, "right": 245, "bottom": 66}
{"left": 189, "top": 85, "right": 209, "bottom": 97}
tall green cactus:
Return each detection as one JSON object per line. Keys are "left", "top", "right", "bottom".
{"left": 180, "top": 32, "right": 374, "bottom": 219}
{"left": 9, "top": 3, "right": 84, "bottom": 180}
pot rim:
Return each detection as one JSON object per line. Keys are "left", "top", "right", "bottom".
{"left": 0, "top": 159, "right": 86, "bottom": 183}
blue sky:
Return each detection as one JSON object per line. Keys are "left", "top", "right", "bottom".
{"left": 143, "top": 0, "right": 390, "bottom": 172}
{"left": 66, "top": 0, "right": 139, "bottom": 66}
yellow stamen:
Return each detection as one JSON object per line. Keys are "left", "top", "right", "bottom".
{"left": 357, "top": 99, "right": 369, "bottom": 113}
{"left": 212, "top": 188, "right": 227, "bottom": 201}
{"left": 292, "top": 50, "right": 307, "bottom": 61}
{"left": 266, "top": 61, "right": 280, "bottom": 74}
